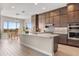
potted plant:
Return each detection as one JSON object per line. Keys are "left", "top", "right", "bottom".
{"left": 23, "top": 25, "right": 29, "bottom": 33}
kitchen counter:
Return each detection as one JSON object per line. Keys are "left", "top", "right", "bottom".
{"left": 20, "top": 33, "right": 59, "bottom": 56}
{"left": 21, "top": 33, "right": 59, "bottom": 38}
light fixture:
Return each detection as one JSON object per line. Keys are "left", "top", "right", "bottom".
{"left": 16, "top": 13, "right": 20, "bottom": 15}
{"left": 22, "top": 11, "right": 25, "bottom": 13}
{"left": 34, "top": 3, "right": 38, "bottom": 5}
{"left": 42, "top": 7, "right": 46, "bottom": 10}
{"left": 68, "top": 4, "right": 74, "bottom": 12}
{"left": 11, "top": 6, "right": 15, "bottom": 8}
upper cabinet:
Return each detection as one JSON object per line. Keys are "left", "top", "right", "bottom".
{"left": 45, "top": 13, "right": 50, "bottom": 24}
{"left": 60, "top": 14, "right": 68, "bottom": 27}
{"left": 60, "top": 7, "right": 67, "bottom": 15}
{"left": 67, "top": 4, "right": 79, "bottom": 23}
{"left": 53, "top": 10, "right": 60, "bottom": 16}
{"left": 32, "top": 3, "right": 79, "bottom": 31}
{"left": 31, "top": 15, "right": 39, "bottom": 32}
{"left": 53, "top": 16, "right": 60, "bottom": 27}
{"left": 67, "top": 3, "right": 79, "bottom": 12}
{"left": 38, "top": 14, "right": 46, "bottom": 32}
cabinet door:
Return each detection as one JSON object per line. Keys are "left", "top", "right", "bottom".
{"left": 53, "top": 16, "right": 60, "bottom": 27}
{"left": 68, "top": 11, "right": 79, "bottom": 23}
{"left": 67, "top": 12, "right": 75, "bottom": 23}
{"left": 49, "top": 17, "right": 54, "bottom": 24}
{"left": 60, "top": 15, "right": 68, "bottom": 27}
{"left": 38, "top": 15, "right": 42, "bottom": 29}
{"left": 31, "top": 15, "right": 36, "bottom": 29}
{"left": 38, "top": 14, "right": 45, "bottom": 32}
{"left": 59, "top": 34, "right": 67, "bottom": 44}
{"left": 68, "top": 39, "right": 79, "bottom": 47}
{"left": 60, "top": 7, "right": 67, "bottom": 15}
{"left": 74, "top": 11, "right": 79, "bottom": 22}
{"left": 45, "top": 18, "right": 50, "bottom": 24}
{"left": 45, "top": 13, "right": 50, "bottom": 24}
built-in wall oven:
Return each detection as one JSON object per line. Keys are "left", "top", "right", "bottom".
{"left": 68, "top": 23, "right": 79, "bottom": 40}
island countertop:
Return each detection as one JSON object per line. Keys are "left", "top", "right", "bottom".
{"left": 21, "top": 33, "right": 59, "bottom": 38}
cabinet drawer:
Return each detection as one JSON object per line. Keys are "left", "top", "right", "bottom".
{"left": 68, "top": 39, "right": 79, "bottom": 47}
{"left": 58, "top": 34, "right": 67, "bottom": 44}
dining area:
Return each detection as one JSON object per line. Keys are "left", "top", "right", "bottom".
{"left": 3, "top": 29, "right": 19, "bottom": 40}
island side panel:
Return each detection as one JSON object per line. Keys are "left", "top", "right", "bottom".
{"left": 20, "top": 34, "right": 54, "bottom": 56}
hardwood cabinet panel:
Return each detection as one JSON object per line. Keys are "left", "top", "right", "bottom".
{"left": 31, "top": 15, "right": 36, "bottom": 28}
{"left": 68, "top": 39, "right": 79, "bottom": 47}
{"left": 53, "top": 10, "right": 60, "bottom": 16}
{"left": 74, "top": 11, "right": 79, "bottom": 22}
{"left": 45, "top": 18, "right": 50, "bottom": 24}
{"left": 67, "top": 12, "right": 75, "bottom": 23}
{"left": 75, "top": 4, "right": 79, "bottom": 11}
{"left": 49, "top": 17, "right": 54, "bottom": 24}
{"left": 67, "top": 4, "right": 79, "bottom": 12}
{"left": 60, "top": 15, "right": 68, "bottom": 27}
{"left": 50, "top": 10, "right": 59, "bottom": 16}
{"left": 31, "top": 15, "right": 36, "bottom": 32}
{"left": 60, "top": 7, "right": 67, "bottom": 15}
{"left": 67, "top": 4, "right": 75, "bottom": 12}
{"left": 31, "top": 15, "right": 39, "bottom": 32}
{"left": 38, "top": 14, "right": 45, "bottom": 32}
{"left": 45, "top": 13, "right": 50, "bottom": 24}
{"left": 59, "top": 34, "right": 67, "bottom": 44}
{"left": 68, "top": 11, "right": 79, "bottom": 23}
{"left": 45, "top": 13, "right": 50, "bottom": 18}
{"left": 53, "top": 16, "right": 60, "bottom": 27}
{"left": 50, "top": 12, "right": 54, "bottom": 16}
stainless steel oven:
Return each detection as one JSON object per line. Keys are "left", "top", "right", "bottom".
{"left": 68, "top": 23, "right": 79, "bottom": 40}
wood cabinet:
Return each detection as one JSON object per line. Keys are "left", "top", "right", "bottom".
{"left": 68, "top": 11, "right": 79, "bottom": 23}
{"left": 67, "top": 12, "right": 75, "bottom": 23}
{"left": 32, "top": 3, "right": 79, "bottom": 30}
{"left": 58, "top": 34, "right": 67, "bottom": 44}
{"left": 45, "top": 13, "right": 50, "bottom": 24}
{"left": 49, "top": 17, "right": 54, "bottom": 24}
{"left": 67, "top": 3, "right": 79, "bottom": 12}
{"left": 31, "top": 15, "right": 39, "bottom": 32}
{"left": 53, "top": 10, "right": 59, "bottom": 16}
{"left": 60, "top": 7, "right": 67, "bottom": 15}
{"left": 68, "top": 39, "right": 79, "bottom": 47}
{"left": 38, "top": 14, "right": 45, "bottom": 32}
{"left": 74, "top": 11, "right": 79, "bottom": 22}
{"left": 31, "top": 15, "right": 36, "bottom": 31}
{"left": 53, "top": 16, "right": 60, "bottom": 27}
{"left": 60, "top": 14, "right": 68, "bottom": 27}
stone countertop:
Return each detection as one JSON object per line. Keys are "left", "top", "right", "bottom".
{"left": 20, "top": 33, "right": 59, "bottom": 38}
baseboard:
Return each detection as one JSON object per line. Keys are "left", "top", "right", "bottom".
{"left": 21, "top": 42, "right": 53, "bottom": 56}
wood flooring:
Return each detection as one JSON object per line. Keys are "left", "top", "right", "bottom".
{"left": 0, "top": 38, "right": 79, "bottom": 56}
{"left": 0, "top": 39, "right": 47, "bottom": 56}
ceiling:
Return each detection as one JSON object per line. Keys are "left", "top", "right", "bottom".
{"left": 0, "top": 3, "right": 67, "bottom": 19}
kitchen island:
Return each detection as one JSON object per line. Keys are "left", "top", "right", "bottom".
{"left": 20, "top": 33, "right": 59, "bottom": 56}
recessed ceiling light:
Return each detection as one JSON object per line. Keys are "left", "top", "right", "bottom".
{"left": 34, "top": 3, "right": 38, "bottom": 5}
{"left": 16, "top": 13, "right": 20, "bottom": 15}
{"left": 42, "top": 7, "right": 46, "bottom": 10}
{"left": 22, "top": 11, "right": 25, "bottom": 13}
{"left": 11, "top": 6, "right": 15, "bottom": 8}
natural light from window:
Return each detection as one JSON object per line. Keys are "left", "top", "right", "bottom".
{"left": 3, "top": 21, "right": 20, "bottom": 29}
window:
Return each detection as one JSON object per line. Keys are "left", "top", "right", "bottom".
{"left": 3, "top": 21, "right": 20, "bottom": 29}
{"left": 4, "top": 22, "right": 8, "bottom": 29}
{"left": 27, "top": 22, "right": 32, "bottom": 29}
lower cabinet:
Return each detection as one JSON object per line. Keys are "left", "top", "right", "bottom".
{"left": 58, "top": 34, "right": 67, "bottom": 44}
{"left": 68, "top": 39, "right": 79, "bottom": 47}
{"left": 58, "top": 34, "right": 79, "bottom": 47}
